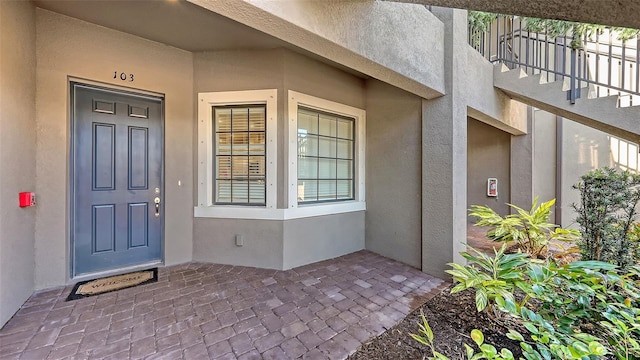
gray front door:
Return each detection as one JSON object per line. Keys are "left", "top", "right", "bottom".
{"left": 72, "top": 84, "right": 163, "bottom": 276}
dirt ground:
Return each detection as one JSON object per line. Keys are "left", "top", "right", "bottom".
{"left": 348, "top": 286, "right": 522, "bottom": 359}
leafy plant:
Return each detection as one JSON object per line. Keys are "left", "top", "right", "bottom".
{"left": 469, "top": 198, "right": 580, "bottom": 259}
{"left": 410, "top": 310, "right": 515, "bottom": 360}
{"left": 447, "top": 244, "right": 528, "bottom": 312}
{"left": 410, "top": 310, "right": 448, "bottom": 360}
{"left": 456, "top": 247, "right": 640, "bottom": 357}
{"left": 468, "top": 13, "right": 640, "bottom": 50}
{"left": 572, "top": 167, "right": 640, "bottom": 269}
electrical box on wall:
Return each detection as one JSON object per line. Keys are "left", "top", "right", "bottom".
{"left": 487, "top": 178, "right": 498, "bottom": 197}
{"left": 19, "top": 192, "right": 36, "bottom": 207}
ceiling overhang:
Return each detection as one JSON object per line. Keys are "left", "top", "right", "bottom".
{"left": 385, "top": 0, "right": 640, "bottom": 29}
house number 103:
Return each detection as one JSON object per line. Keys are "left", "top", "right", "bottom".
{"left": 114, "top": 71, "right": 134, "bottom": 82}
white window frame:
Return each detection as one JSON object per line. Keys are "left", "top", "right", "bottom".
{"left": 287, "top": 90, "right": 366, "bottom": 217}
{"left": 195, "top": 89, "right": 277, "bottom": 218}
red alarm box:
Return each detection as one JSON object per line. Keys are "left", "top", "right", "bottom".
{"left": 19, "top": 192, "right": 36, "bottom": 207}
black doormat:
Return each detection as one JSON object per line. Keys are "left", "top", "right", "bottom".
{"left": 66, "top": 268, "right": 158, "bottom": 301}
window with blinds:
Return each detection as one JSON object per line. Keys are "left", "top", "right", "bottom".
{"left": 214, "top": 105, "right": 266, "bottom": 205}
{"left": 297, "top": 107, "right": 355, "bottom": 203}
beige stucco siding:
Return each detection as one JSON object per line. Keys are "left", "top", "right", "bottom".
{"left": 0, "top": 0, "right": 37, "bottom": 326}
{"left": 34, "top": 9, "right": 194, "bottom": 289}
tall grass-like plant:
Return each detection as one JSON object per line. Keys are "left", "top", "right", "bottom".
{"left": 572, "top": 167, "right": 640, "bottom": 269}
{"left": 469, "top": 198, "right": 580, "bottom": 259}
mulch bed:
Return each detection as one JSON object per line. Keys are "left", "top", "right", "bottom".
{"left": 348, "top": 286, "right": 522, "bottom": 359}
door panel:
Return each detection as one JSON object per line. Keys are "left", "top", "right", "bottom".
{"left": 73, "top": 85, "right": 163, "bottom": 276}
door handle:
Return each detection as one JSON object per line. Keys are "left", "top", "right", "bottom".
{"left": 154, "top": 197, "right": 160, "bottom": 217}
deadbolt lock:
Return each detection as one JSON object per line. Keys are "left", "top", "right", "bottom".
{"left": 154, "top": 197, "right": 161, "bottom": 204}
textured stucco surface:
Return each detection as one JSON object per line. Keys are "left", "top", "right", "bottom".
{"left": 188, "top": 0, "right": 445, "bottom": 100}
{"left": 283, "top": 212, "right": 365, "bottom": 270}
{"left": 387, "top": 0, "right": 640, "bottom": 29}
{"left": 466, "top": 49, "right": 527, "bottom": 135}
{"left": 0, "top": 0, "right": 37, "bottom": 327}
{"left": 494, "top": 66, "right": 640, "bottom": 146}
{"left": 558, "top": 119, "right": 615, "bottom": 228}
{"left": 365, "top": 80, "right": 422, "bottom": 269}
{"left": 467, "top": 118, "right": 511, "bottom": 219}
{"left": 34, "top": 9, "right": 194, "bottom": 289}
{"left": 532, "top": 110, "right": 558, "bottom": 218}
{"left": 192, "top": 218, "right": 284, "bottom": 269}
{"left": 422, "top": 7, "right": 468, "bottom": 278}
{"left": 509, "top": 109, "right": 534, "bottom": 211}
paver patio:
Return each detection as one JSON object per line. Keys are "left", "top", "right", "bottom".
{"left": 0, "top": 250, "right": 447, "bottom": 360}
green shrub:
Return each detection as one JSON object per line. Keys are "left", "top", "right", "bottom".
{"left": 469, "top": 198, "right": 580, "bottom": 259}
{"left": 572, "top": 167, "right": 640, "bottom": 269}
{"left": 444, "top": 247, "right": 640, "bottom": 359}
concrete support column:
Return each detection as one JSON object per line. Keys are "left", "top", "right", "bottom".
{"left": 510, "top": 106, "right": 534, "bottom": 210}
{"left": 421, "top": 7, "right": 467, "bottom": 278}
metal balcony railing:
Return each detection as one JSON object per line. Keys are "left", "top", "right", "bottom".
{"left": 469, "top": 16, "right": 640, "bottom": 107}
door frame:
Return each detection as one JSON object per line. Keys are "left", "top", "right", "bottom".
{"left": 68, "top": 80, "right": 166, "bottom": 281}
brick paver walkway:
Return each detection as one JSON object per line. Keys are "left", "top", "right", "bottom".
{"left": 0, "top": 250, "right": 446, "bottom": 359}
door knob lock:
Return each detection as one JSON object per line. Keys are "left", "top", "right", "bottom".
{"left": 154, "top": 197, "right": 160, "bottom": 217}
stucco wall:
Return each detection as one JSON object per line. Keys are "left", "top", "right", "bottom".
{"left": 532, "top": 109, "right": 558, "bottom": 218}
{"left": 364, "top": 80, "right": 422, "bottom": 268}
{"left": 189, "top": 0, "right": 445, "bottom": 99}
{"left": 467, "top": 118, "right": 511, "bottom": 220}
{"left": 283, "top": 212, "right": 365, "bottom": 270}
{"left": 0, "top": 0, "right": 37, "bottom": 327}
{"left": 35, "top": 9, "right": 194, "bottom": 288}
{"left": 559, "top": 118, "right": 614, "bottom": 227}
{"left": 192, "top": 48, "right": 366, "bottom": 269}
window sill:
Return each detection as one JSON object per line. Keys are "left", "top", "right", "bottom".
{"left": 193, "top": 201, "right": 366, "bottom": 220}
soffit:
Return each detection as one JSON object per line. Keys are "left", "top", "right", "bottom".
{"left": 32, "top": 0, "right": 369, "bottom": 79}
{"left": 386, "top": 0, "right": 640, "bottom": 29}
{"left": 33, "top": 0, "right": 287, "bottom": 52}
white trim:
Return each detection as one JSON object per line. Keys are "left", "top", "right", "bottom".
{"left": 196, "top": 89, "right": 277, "bottom": 211}
{"left": 287, "top": 90, "right": 366, "bottom": 211}
{"left": 194, "top": 201, "right": 366, "bottom": 220}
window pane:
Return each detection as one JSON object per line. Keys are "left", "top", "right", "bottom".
{"left": 232, "top": 156, "right": 248, "bottom": 177}
{"left": 336, "top": 180, "right": 353, "bottom": 199}
{"left": 298, "top": 157, "right": 318, "bottom": 179}
{"left": 318, "top": 180, "right": 336, "bottom": 200}
{"left": 296, "top": 106, "right": 356, "bottom": 204}
{"left": 298, "top": 109, "right": 318, "bottom": 134}
{"left": 337, "top": 159, "right": 352, "bottom": 178}
{"left": 249, "top": 180, "right": 265, "bottom": 204}
{"left": 298, "top": 134, "right": 318, "bottom": 157}
{"left": 214, "top": 105, "right": 266, "bottom": 205}
{"left": 232, "top": 180, "right": 248, "bottom": 203}
{"left": 216, "top": 133, "right": 231, "bottom": 155}
{"left": 249, "top": 107, "right": 265, "bottom": 131}
{"left": 216, "top": 156, "right": 231, "bottom": 179}
{"left": 231, "top": 108, "right": 248, "bottom": 132}
{"left": 318, "top": 137, "right": 336, "bottom": 157}
{"left": 298, "top": 180, "right": 317, "bottom": 202}
{"left": 337, "top": 118, "right": 353, "bottom": 139}
{"left": 232, "top": 133, "right": 249, "bottom": 155}
{"left": 318, "top": 158, "right": 336, "bottom": 179}
{"left": 215, "top": 108, "right": 231, "bottom": 132}
{"left": 318, "top": 115, "right": 336, "bottom": 136}
{"left": 249, "top": 133, "right": 265, "bottom": 155}
{"left": 336, "top": 139, "right": 352, "bottom": 159}
{"left": 248, "top": 156, "right": 265, "bottom": 176}
{"left": 216, "top": 180, "right": 232, "bottom": 203}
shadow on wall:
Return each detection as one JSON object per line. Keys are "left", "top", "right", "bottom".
{"left": 560, "top": 119, "right": 640, "bottom": 228}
